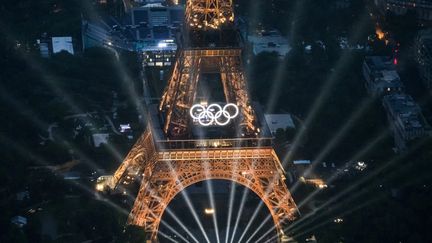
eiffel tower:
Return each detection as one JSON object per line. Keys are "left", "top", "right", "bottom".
{"left": 100, "top": 1, "right": 298, "bottom": 242}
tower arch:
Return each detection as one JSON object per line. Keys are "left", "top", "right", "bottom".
{"left": 127, "top": 148, "right": 298, "bottom": 242}
{"left": 159, "top": 178, "right": 280, "bottom": 242}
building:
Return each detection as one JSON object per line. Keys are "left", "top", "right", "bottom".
{"left": 293, "top": 160, "right": 311, "bottom": 165}
{"left": 82, "top": 2, "right": 183, "bottom": 66}
{"left": 16, "top": 191, "right": 30, "bottom": 201}
{"left": 130, "top": 3, "right": 182, "bottom": 66}
{"left": 362, "top": 56, "right": 404, "bottom": 95}
{"left": 81, "top": 18, "right": 126, "bottom": 50}
{"left": 62, "top": 171, "right": 82, "bottom": 180}
{"left": 415, "top": 29, "right": 432, "bottom": 89}
{"left": 382, "top": 94, "right": 431, "bottom": 151}
{"left": 248, "top": 29, "right": 291, "bottom": 59}
{"left": 52, "top": 37, "right": 74, "bottom": 55}
{"left": 92, "top": 133, "right": 110, "bottom": 147}
{"left": 264, "top": 114, "right": 296, "bottom": 135}
{"left": 11, "top": 216, "right": 27, "bottom": 228}
{"left": 374, "top": 0, "right": 432, "bottom": 22}
{"left": 37, "top": 34, "right": 51, "bottom": 58}
{"left": 37, "top": 35, "right": 74, "bottom": 57}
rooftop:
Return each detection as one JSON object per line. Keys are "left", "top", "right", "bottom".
{"left": 364, "top": 56, "right": 403, "bottom": 89}
{"left": 364, "top": 56, "right": 395, "bottom": 71}
{"left": 264, "top": 114, "right": 296, "bottom": 134}
{"left": 383, "top": 94, "right": 428, "bottom": 130}
{"left": 52, "top": 36, "right": 74, "bottom": 55}
{"left": 248, "top": 30, "right": 291, "bottom": 57}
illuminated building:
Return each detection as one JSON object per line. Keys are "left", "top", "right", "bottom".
{"left": 52, "top": 37, "right": 75, "bottom": 55}
{"left": 264, "top": 114, "right": 296, "bottom": 135}
{"left": 37, "top": 35, "right": 75, "bottom": 57}
{"left": 82, "top": 2, "right": 184, "bottom": 66}
{"left": 248, "top": 29, "right": 292, "bottom": 59}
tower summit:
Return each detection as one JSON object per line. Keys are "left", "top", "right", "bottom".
{"left": 186, "top": 0, "right": 234, "bottom": 30}
{"left": 160, "top": 0, "right": 258, "bottom": 138}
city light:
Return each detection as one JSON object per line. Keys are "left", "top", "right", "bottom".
{"left": 355, "top": 161, "right": 367, "bottom": 171}
{"left": 96, "top": 184, "right": 104, "bottom": 191}
{"left": 204, "top": 208, "right": 215, "bottom": 215}
{"left": 158, "top": 42, "right": 167, "bottom": 48}
{"left": 376, "top": 27, "right": 385, "bottom": 40}
{"left": 333, "top": 218, "right": 344, "bottom": 223}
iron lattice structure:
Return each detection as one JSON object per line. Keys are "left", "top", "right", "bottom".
{"left": 159, "top": 49, "right": 258, "bottom": 137}
{"left": 186, "top": 0, "right": 234, "bottom": 29}
{"left": 107, "top": 0, "right": 299, "bottom": 242}
{"left": 113, "top": 127, "right": 298, "bottom": 242}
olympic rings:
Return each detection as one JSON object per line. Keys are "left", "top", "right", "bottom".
{"left": 190, "top": 103, "right": 239, "bottom": 126}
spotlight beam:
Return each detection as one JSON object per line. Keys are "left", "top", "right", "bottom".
{"left": 292, "top": 194, "right": 388, "bottom": 240}
{"left": 294, "top": 171, "right": 429, "bottom": 238}
{"left": 230, "top": 113, "right": 288, "bottom": 243}
{"left": 0, "top": 25, "right": 133, "bottom": 164}
{"left": 205, "top": 177, "right": 221, "bottom": 243}
{"left": 164, "top": 207, "right": 200, "bottom": 243}
{"left": 196, "top": 129, "right": 222, "bottom": 243}
{"left": 0, "top": 137, "right": 132, "bottom": 218}
{"left": 159, "top": 231, "right": 180, "bottom": 243}
{"left": 237, "top": 202, "right": 264, "bottom": 242}
{"left": 281, "top": 12, "right": 375, "bottom": 167}
{"left": 79, "top": 0, "right": 147, "bottom": 119}
{"left": 0, "top": 54, "right": 126, "bottom": 171}
{"left": 0, "top": 88, "right": 114, "bottom": 173}
{"left": 120, "top": 179, "right": 201, "bottom": 243}
{"left": 0, "top": 135, "right": 192, "bottom": 243}
{"left": 287, "top": 138, "right": 426, "bottom": 232}
{"left": 256, "top": 131, "right": 423, "bottom": 240}
{"left": 224, "top": 181, "right": 237, "bottom": 243}
{"left": 174, "top": 186, "right": 211, "bottom": 243}
{"left": 264, "top": 0, "right": 306, "bottom": 114}
{"left": 296, "top": 129, "right": 390, "bottom": 209}
{"left": 1, "top": 29, "right": 200, "bottom": 242}
{"left": 229, "top": 186, "right": 250, "bottom": 243}
{"left": 249, "top": 126, "right": 386, "bottom": 242}
{"left": 290, "top": 97, "right": 375, "bottom": 194}
{"left": 255, "top": 224, "right": 277, "bottom": 243}
{"left": 244, "top": 214, "right": 272, "bottom": 243}
{"left": 163, "top": 160, "right": 211, "bottom": 243}
{"left": 160, "top": 220, "right": 191, "bottom": 243}
{"left": 291, "top": 156, "right": 432, "bottom": 236}
{"left": 222, "top": 116, "right": 247, "bottom": 243}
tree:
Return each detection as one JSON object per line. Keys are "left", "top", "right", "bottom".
{"left": 285, "top": 127, "right": 296, "bottom": 141}
{"left": 275, "top": 128, "right": 286, "bottom": 144}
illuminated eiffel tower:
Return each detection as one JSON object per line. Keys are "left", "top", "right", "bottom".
{"left": 100, "top": 1, "right": 298, "bottom": 242}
